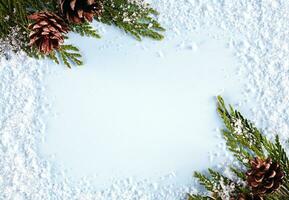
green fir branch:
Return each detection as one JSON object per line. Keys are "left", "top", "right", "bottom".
{"left": 0, "top": 0, "right": 28, "bottom": 38}
{"left": 190, "top": 96, "right": 289, "bottom": 200}
{"left": 194, "top": 169, "right": 237, "bottom": 194}
{"left": 55, "top": 45, "right": 83, "bottom": 68}
{"left": 188, "top": 194, "right": 215, "bottom": 200}
{"left": 23, "top": 44, "right": 83, "bottom": 68}
{"left": 99, "top": 0, "right": 165, "bottom": 41}
{"left": 217, "top": 96, "right": 289, "bottom": 176}
{"left": 230, "top": 166, "right": 246, "bottom": 181}
{"left": 70, "top": 22, "right": 101, "bottom": 38}
{"left": 264, "top": 135, "right": 289, "bottom": 180}
{"left": 222, "top": 129, "right": 253, "bottom": 166}
{"left": 208, "top": 169, "right": 232, "bottom": 187}
{"left": 267, "top": 184, "right": 289, "bottom": 200}
{"left": 47, "top": 51, "right": 59, "bottom": 64}
{"left": 194, "top": 172, "right": 216, "bottom": 193}
{"left": 0, "top": 0, "right": 164, "bottom": 67}
{"left": 217, "top": 96, "right": 266, "bottom": 161}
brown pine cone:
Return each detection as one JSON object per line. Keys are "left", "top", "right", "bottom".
{"left": 28, "top": 12, "right": 69, "bottom": 54}
{"left": 230, "top": 193, "right": 263, "bottom": 200}
{"left": 60, "top": 0, "right": 104, "bottom": 24}
{"left": 246, "top": 157, "right": 284, "bottom": 196}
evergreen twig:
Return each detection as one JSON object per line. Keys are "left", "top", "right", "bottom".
{"left": 70, "top": 22, "right": 101, "bottom": 38}
{"left": 189, "top": 96, "right": 289, "bottom": 200}
{"left": 98, "top": 0, "right": 165, "bottom": 41}
{"left": 0, "top": 0, "right": 164, "bottom": 68}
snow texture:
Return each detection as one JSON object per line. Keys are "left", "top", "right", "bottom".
{"left": 1, "top": 0, "right": 289, "bottom": 199}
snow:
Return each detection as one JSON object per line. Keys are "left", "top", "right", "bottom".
{"left": 1, "top": 0, "right": 289, "bottom": 199}
{"left": 45, "top": 29, "right": 238, "bottom": 180}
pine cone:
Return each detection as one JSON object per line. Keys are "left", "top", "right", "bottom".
{"left": 230, "top": 193, "right": 263, "bottom": 200}
{"left": 28, "top": 12, "right": 69, "bottom": 54}
{"left": 60, "top": 0, "right": 104, "bottom": 24}
{"left": 246, "top": 157, "right": 284, "bottom": 196}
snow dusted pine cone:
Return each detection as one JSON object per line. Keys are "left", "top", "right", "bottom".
{"left": 60, "top": 0, "right": 104, "bottom": 24}
{"left": 246, "top": 157, "right": 284, "bottom": 196}
{"left": 28, "top": 12, "right": 69, "bottom": 54}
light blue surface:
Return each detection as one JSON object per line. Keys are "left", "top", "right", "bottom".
{"left": 41, "top": 24, "right": 243, "bottom": 188}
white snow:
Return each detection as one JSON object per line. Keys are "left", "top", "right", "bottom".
{"left": 1, "top": 0, "right": 289, "bottom": 199}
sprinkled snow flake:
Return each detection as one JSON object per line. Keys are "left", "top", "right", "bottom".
{"left": 0, "top": 26, "right": 25, "bottom": 55}
{"left": 231, "top": 118, "right": 244, "bottom": 135}
{"left": 218, "top": 181, "right": 236, "bottom": 200}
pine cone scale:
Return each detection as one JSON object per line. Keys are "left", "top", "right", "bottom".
{"left": 246, "top": 157, "right": 284, "bottom": 196}
{"left": 230, "top": 193, "right": 263, "bottom": 200}
{"left": 28, "top": 11, "right": 69, "bottom": 54}
{"left": 61, "top": 0, "right": 104, "bottom": 24}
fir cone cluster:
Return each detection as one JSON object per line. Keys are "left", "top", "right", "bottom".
{"left": 28, "top": 0, "right": 104, "bottom": 54}
{"left": 246, "top": 157, "right": 284, "bottom": 196}
{"left": 60, "top": 0, "right": 104, "bottom": 24}
{"left": 28, "top": 12, "right": 69, "bottom": 54}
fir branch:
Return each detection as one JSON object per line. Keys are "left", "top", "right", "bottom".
{"left": 217, "top": 96, "right": 266, "bottom": 161}
{"left": 23, "top": 44, "right": 83, "bottom": 68}
{"left": 98, "top": 0, "right": 165, "bottom": 41}
{"left": 23, "top": 0, "right": 51, "bottom": 12}
{"left": 208, "top": 169, "right": 232, "bottom": 187}
{"left": 217, "top": 96, "right": 289, "bottom": 179}
{"left": 194, "top": 169, "right": 237, "bottom": 194}
{"left": 0, "top": 0, "right": 28, "bottom": 38}
{"left": 22, "top": 43, "right": 44, "bottom": 60}
{"left": 191, "top": 96, "right": 289, "bottom": 200}
{"left": 194, "top": 172, "right": 216, "bottom": 193}
{"left": 47, "top": 51, "right": 59, "bottom": 64}
{"left": 264, "top": 135, "right": 289, "bottom": 180}
{"left": 193, "top": 169, "right": 245, "bottom": 200}
{"left": 267, "top": 184, "right": 289, "bottom": 200}
{"left": 188, "top": 194, "right": 215, "bottom": 200}
{"left": 222, "top": 129, "right": 253, "bottom": 166}
{"left": 230, "top": 166, "right": 246, "bottom": 181}
{"left": 0, "top": 0, "right": 165, "bottom": 67}
{"left": 70, "top": 22, "right": 101, "bottom": 38}
{"left": 55, "top": 45, "right": 83, "bottom": 68}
